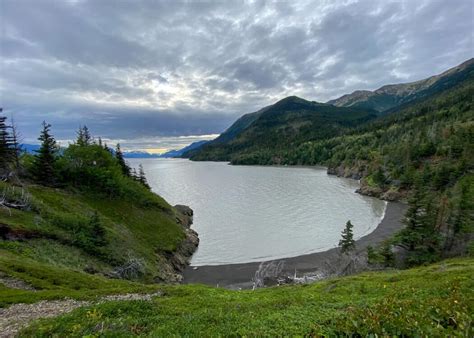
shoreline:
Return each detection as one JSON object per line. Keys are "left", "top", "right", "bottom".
{"left": 183, "top": 201, "right": 407, "bottom": 288}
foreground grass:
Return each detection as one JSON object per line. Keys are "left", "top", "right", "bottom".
{"left": 21, "top": 258, "right": 474, "bottom": 337}
{"left": 0, "top": 252, "right": 160, "bottom": 308}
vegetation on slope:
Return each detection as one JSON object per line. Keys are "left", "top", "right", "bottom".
{"left": 187, "top": 96, "right": 376, "bottom": 161}
{"left": 0, "top": 124, "right": 192, "bottom": 284}
{"left": 21, "top": 258, "right": 474, "bottom": 336}
{"left": 0, "top": 251, "right": 160, "bottom": 308}
{"left": 284, "top": 78, "right": 474, "bottom": 266}
{"left": 188, "top": 64, "right": 474, "bottom": 268}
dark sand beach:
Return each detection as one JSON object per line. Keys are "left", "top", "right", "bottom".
{"left": 183, "top": 202, "right": 407, "bottom": 288}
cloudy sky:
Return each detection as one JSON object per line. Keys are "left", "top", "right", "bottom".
{"left": 1, "top": 0, "right": 472, "bottom": 152}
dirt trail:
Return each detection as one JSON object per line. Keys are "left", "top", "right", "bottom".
{"left": 0, "top": 292, "right": 161, "bottom": 338}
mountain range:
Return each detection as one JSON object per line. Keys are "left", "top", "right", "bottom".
{"left": 185, "top": 58, "right": 473, "bottom": 162}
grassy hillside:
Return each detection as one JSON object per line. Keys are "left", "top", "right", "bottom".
{"left": 20, "top": 258, "right": 474, "bottom": 336}
{"left": 0, "top": 179, "right": 189, "bottom": 283}
{"left": 188, "top": 96, "right": 376, "bottom": 161}
{"left": 0, "top": 132, "right": 197, "bottom": 285}
{"left": 0, "top": 251, "right": 160, "bottom": 307}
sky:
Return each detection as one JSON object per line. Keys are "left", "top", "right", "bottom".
{"left": 1, "top": 0, "right": 472, "bottom": 152}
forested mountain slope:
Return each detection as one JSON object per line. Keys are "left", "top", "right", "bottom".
{"left": 272, "top": 78, "right": 474, "bottom": 265}
{"left": 187, "top": 96, "right": 376, "bottom": 161}
{"left": 188, "top": 62, "right": 473, "bottom": 266}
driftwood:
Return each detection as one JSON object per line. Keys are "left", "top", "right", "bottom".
{"left": 252, "top": 260, "right": 285, "bottom": 290}
{"left": 251, "top": 250, "right": 369, "bottom": 288}
{"left": 113, "top": 253, "right": 146, "bottom": 280}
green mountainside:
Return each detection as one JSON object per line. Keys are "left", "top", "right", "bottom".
{"left": 188, "top": 60, "right": 474, "bottom": 266}
{"left": 188, "top": 59, "right": 473, "bottom": 165}
{"left": 187, "top": 96, "right": 377, "bottom": 161}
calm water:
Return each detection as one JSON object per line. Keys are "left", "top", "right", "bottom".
{"left": 129, "top": 159, "right": 386, "bottom": 266}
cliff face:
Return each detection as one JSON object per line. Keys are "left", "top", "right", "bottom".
{"left": 157, "top": 205, "right": 199, "bottom": 283}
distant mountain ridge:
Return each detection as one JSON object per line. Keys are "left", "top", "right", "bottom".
{"left": 21, "top": 140, "right": 210, "bottom": 159}
{"left": 159, "top": 140, "right": 209, "bottom": 158}
{"left": 187, "top": 58, "right": 473, "bottom": 163}
{"left": 185, "top": 96, "right": 377, "bottom": 161}
{"left": 327, "top": 58, "right": 474, "bottom": 112}
{"left": 123, "top": 151, "right": 161, "bottom": 158}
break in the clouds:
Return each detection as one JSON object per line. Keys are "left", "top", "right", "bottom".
{"left": 1, "top": 0, "right": 472, "bottom": 151}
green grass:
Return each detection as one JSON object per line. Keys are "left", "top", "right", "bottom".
{"left": 0, "top": 251, "right": 160, "bottom": 307}
{"left": 0, "top": 181, "right": 185, "bottom": 281}
{"left": 20, "top": 258, "right": 474, "bottom": 337}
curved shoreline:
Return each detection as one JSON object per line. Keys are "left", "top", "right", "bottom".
{"left": 183, "top": 201, "right": 407, "bottom": 288}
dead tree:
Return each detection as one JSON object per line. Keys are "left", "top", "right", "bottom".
{"left": 252, "top": 260, "right": 285, "bottom": 290}
{"left": 113, "top": 252, "right": 146, "bottom": 280}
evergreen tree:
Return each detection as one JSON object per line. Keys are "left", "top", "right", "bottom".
{"left": 9, "top": 116, "right": 21, "bottom": 169}
{"left": 339, "top": 220, "right": 355, "bottom": 254}
{"left": 103, "top": 142, "right": 111, "bottom": 153}
{"left": 138, "top": 163, "right": 150, "bottom": 189}
{"left": 373, "top": 167, "right": 386, "bottom": 187}
{"left": 0, "top": 112, "right": 11, "bottom": 171}
{"left": 76, "top": 125, "right": 92, "bottom": 146}
{"left": 398, "top": 186, "right": 442, "bottom": 265}
{"left": 89, "top": 211, "right": 107, "bottom": 248}
{"left": 32, "top": 121, "right": 58, "bottom": 185}
{"left": 76, "top": 126, "right": 84, "bottom": 146}
{"left": 131, "top": 167, "right": 138, "bottom": 180}
{"left": 115, "top": 143, "right": 130, "bottom": 177}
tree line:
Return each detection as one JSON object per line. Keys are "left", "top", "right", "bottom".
{"left": 0, "top": 114, "right": 150, "bottom": 191}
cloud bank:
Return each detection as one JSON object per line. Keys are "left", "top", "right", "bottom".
{"left": 1, "top": 0, "right": 472, "bottom": 150}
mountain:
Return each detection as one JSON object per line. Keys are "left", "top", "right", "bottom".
{"left": 327, "top": 58, "right": 474, "bottom": 112}
{"left": 189, "top": 60, "right": 473, "bottom": 269}
{"left": 123, "top": 151, "right": 161, "bottom": 158}
{"left": 187, "top": 96, "right": 377, "bottom": 162}
{"left": 161, "top": 140, "right": 209, "bottom": 158}
{"left": 20, "top": 144, "right": 40, "bottom": 154}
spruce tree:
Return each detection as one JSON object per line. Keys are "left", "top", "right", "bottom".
{"left": 89, "top": 211, "right": 107, "bottom": 248}
{"left": 32, "top": 121, "right": 58, "bottom": 185}
{"left": 76, "top": 125, "right": 85, "bottom": 146}
{"left": 0, "top": 113, "right": 11, "bottom": 171}
{"left": 9, "top": 117, "right": 21, "bottom": 169}
{"left": 76, "top": 125, "right": 92, "bottom": 146}
{"left": 339, "top": 220, "right": 355, "bottom": 254}
{"left": 115, "top": 143, "right": 130, "bottom": 177}
{"left": 138, "top": 164, "right": 150, "bottom": 189}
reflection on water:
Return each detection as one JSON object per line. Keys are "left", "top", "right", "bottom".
{"left": 129, "top": 159, "right": 386, "bottom": 266}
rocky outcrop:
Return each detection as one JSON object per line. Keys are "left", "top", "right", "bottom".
{"left": 327, "top": 164, "right": 366, "bottom": 180}
{"left": 157, "top": 205, "right": 199, "bottom": 283}
{"left": 328, "top": 165, "right": 408, "bottom": 202}
{"left": 355, "top": 180, "right": 408, "bottom": 201}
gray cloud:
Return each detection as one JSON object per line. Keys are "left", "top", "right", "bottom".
{"left": 1, "top": 0, "right": 472, "bottom": 151}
